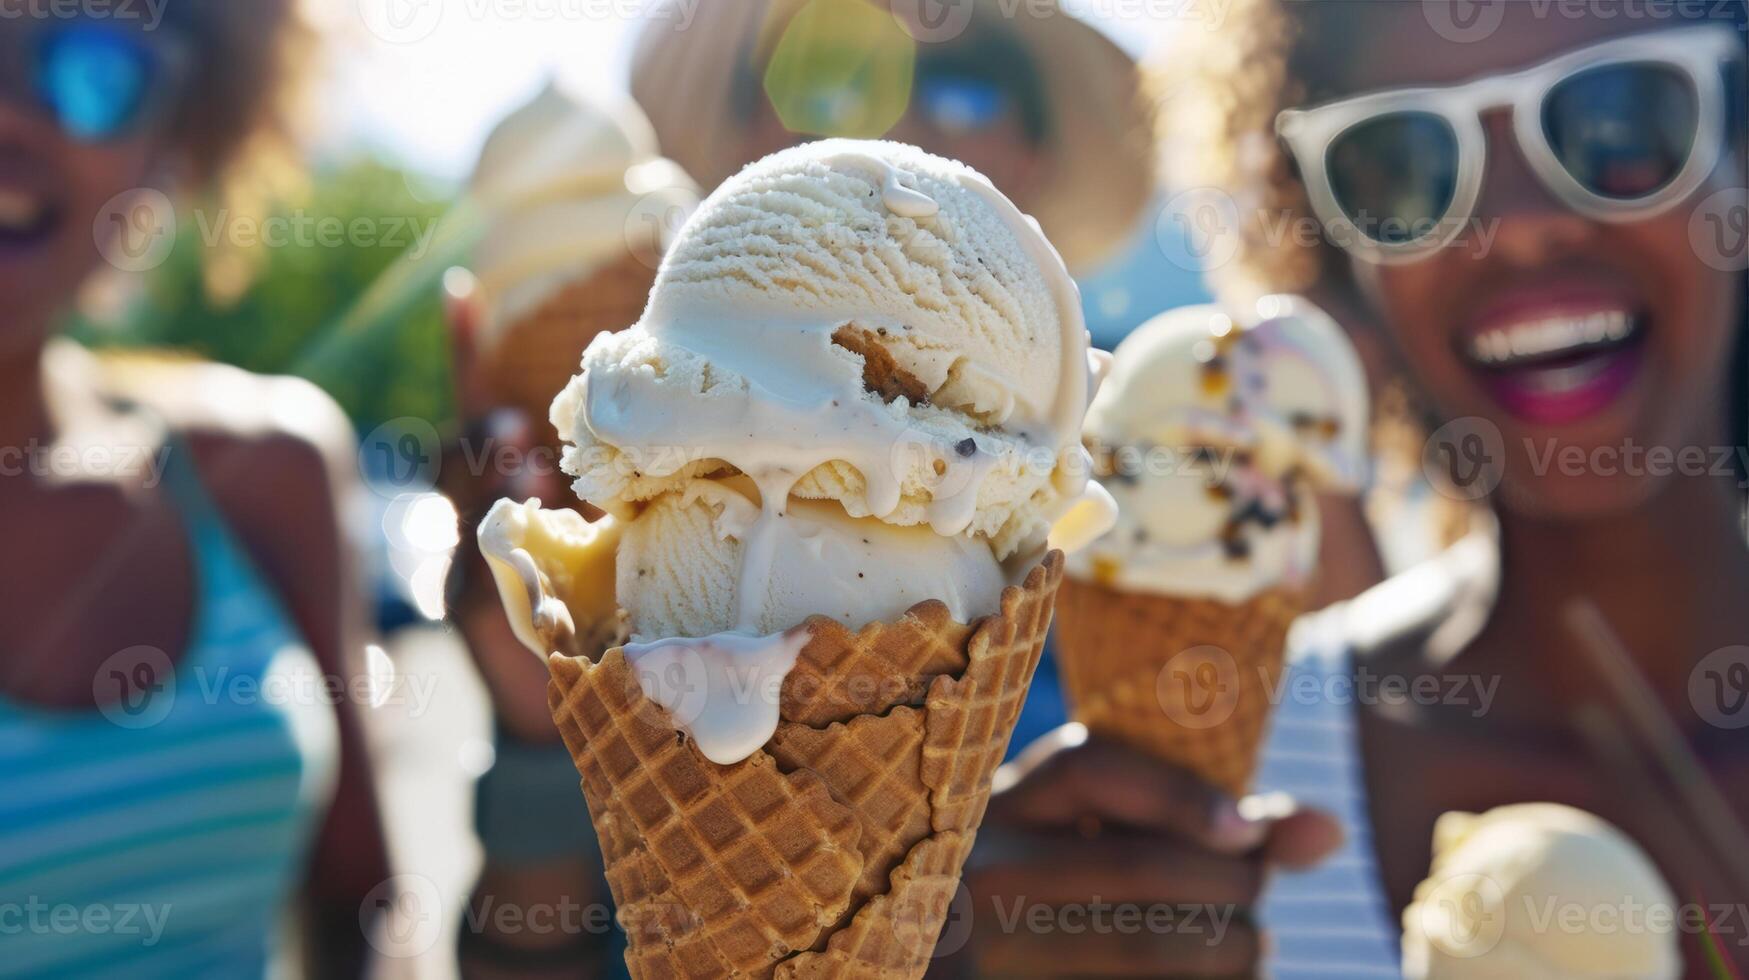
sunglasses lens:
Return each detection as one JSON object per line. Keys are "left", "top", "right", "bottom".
{"left": 915, "top": 76, "right": 1010, "bottom": 135}
{"left": 33, "top": 25, "right": 155, "bottom": 141}
{"left": 1543, "top": 62, "right": 1697, "bottom": 200}
{"left": 1326, "top": 111, "right": 1460, "bottom": 244}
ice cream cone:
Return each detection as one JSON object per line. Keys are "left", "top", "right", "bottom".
{"left": 484, "top": 251, "right": 658, "bottom": 433}
{"left": 544, "top": 552, "right": 1064, "bottom": 979}
{"left": 1052, "top": 576, "right": 1304, "bottom": 797}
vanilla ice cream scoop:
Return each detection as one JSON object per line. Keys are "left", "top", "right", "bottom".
{"left": 1067, "top": 298, "right": 1367, "bottom": 602}
{"left": 617, "top": 478, "right": 1006, "bottom": 640}
{"left": 555, "top": 138, "right": 1111, "bottom": 562}
{"left": 1402, "top": 803, "right": 1681, "bottom": 980}
{"left": 469, "top": 80, "right": 695, "bottom": 342}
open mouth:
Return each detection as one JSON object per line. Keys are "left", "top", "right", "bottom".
{"left": 1459, "top": 296, "right": 1647, "bottom": 427}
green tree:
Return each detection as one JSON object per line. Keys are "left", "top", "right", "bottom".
{"left": 71, "top": 159, "right": 474, "bottom": 434}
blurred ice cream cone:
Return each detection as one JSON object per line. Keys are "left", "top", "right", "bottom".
{"left": 467, "top": 80, "right": 695, "bottom": 431}
{"left": 1056, "top": 299, "right": 1368, "bottom": 795}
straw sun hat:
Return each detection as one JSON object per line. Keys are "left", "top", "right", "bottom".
{"left": 630, "top": 0, "right": 1156, "bottom": 273}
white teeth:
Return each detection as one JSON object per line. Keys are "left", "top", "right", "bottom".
{"left": 1521, "top": 356, "right": 1610, "bottom": 394}
{"left": 0, "top": 189, "right": 45, "bottom": 232}
{"left": 1468, "top": 311, "right": 1635, "bottom": 367}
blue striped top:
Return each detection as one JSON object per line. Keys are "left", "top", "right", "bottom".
{"left": 1255, "top": 531, "right": 1497, "bottom": 979}
{"left": 1254, "top": 615, "right": 1400, "bottom": 978}
{"left": 0, "top": 446, "right": 340, "bottom": 978}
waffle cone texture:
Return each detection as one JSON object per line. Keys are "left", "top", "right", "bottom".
{"left": 1052, "top": 576, "right": 1305, "bottom": 797}
{"left": 485, "top": 253, "right": 657, "bottom": 430}
{"left": 547, "top": 552, "right": 1065, "bottom": 978}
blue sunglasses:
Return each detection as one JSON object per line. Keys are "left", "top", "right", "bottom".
{"left": 4, "top": 21, "right": 189, "bottom": 141}
{"left": 914, "top": 74, "right": 1012, "bottom": 135}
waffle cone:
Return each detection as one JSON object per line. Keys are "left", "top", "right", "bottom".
{"left": 484, "top": 252, "right": 657, "bottom": 431}
{"left": 546, "top": 552, "right": 1065, "bottom": 979}
{"left": 1052, "top": 576, "right": 1305, "bottom": 797}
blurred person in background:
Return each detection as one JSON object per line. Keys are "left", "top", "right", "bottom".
{"left": 0, "top": 1, "right": 391, "bottom": 975}
{"left": 629, "top": 0, "right": 1155, "bottom": 275}
{"left": 955, "top": 1, "right": 1749, "bottom": 977}
{"left": 439, "top": 83, "right": 695, "bottom": 977}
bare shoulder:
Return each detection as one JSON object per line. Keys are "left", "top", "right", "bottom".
{"left": 1344, "top": 531, "right": 1498, "bottom": 672}
{"left": 98, "top": 353, "right": 351, "bottom": 466}
{"left": 93, "top": 353, "right": 358, "bottom": 571}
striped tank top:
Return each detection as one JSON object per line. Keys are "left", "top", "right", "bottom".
{"left": 1256, "top": 532, "right": 1498, "bottom": 978}
{"left": 0, "top": 443, "right": 340, "bottom": 978}
{"left": 1253, "top": 619, "right": 1399, "bottom": 977}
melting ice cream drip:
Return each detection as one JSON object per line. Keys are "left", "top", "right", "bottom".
{"left": 621, "top": 630, "right": 810, "bottom": 766}
{"left": 736, "top": 470, "right": 801, "bottom": 633}
{"left": 622, "top": 470, "right": 811, "bottom": 766}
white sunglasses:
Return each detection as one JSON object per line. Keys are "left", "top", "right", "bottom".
{"left": 1276, "top": 25, "right": 1743, "bottom": 264}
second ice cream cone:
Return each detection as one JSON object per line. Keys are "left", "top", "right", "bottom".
{"left": 1057, "top": 300, "right": 1370, "bottom": 798}
{"left": 1053, "top": 576, "right": 1303, "bottom": 797}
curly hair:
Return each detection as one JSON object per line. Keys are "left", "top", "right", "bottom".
{"left": 157, "top": 0, "right": 313, "bottom": 188}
